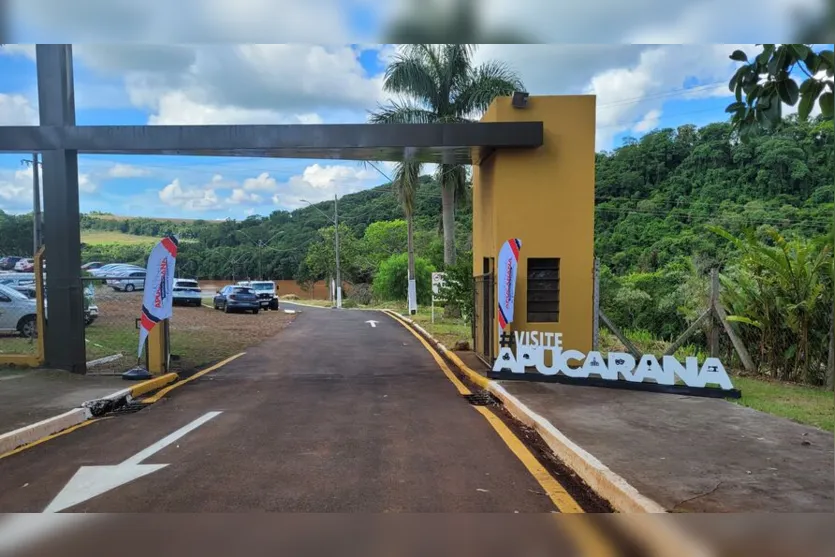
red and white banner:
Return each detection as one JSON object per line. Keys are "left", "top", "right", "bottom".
{"left": 496, "top": 238, "right": 522, "bottom": 337}
{"left": 138, "top": 236, "right": 178, "bottom": 357}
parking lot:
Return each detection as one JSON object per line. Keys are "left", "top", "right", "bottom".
{"left": 83, "top": 286, "right": 295, "bottom": 374}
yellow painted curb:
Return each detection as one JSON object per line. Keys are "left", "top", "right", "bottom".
{"left": 382, "top": 309, "right": 489, "bottom": 389}
{"left": 129, "top": 372, "right": 179, "bottom": 398}
{"left": 141, "top": 352, "right": 246, "bottom": 404}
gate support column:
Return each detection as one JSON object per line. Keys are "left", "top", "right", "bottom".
{"left": 37, "top": 45, "right": 87, "bottom": 373}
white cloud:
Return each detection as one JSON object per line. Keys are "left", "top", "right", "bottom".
{"left": 78, "top": 174, "right": 98, "bottom": 194}
{"left": 581, "top": 45, "right": 747, "bottom": 149}
{"left": 5, "top": 0, "right": 351, "bottom": 42}
{"left": 0, "top": 93, "right": 37, "bottom": 125}
{"left": 157, "top": 171, "right": 278, "bottom": 211}
{"left": 73, "top": 44, "right": 388, "bottom": 125}
{"left": 273, "top": 163, "right": 381, "bottom": 209}
{"left": 159, "top": 179, "right": 222, "bottom": 211}
{"left": 0, "top": 168, "right": 32, "bottom": 211}
{"left": 633, "top": 109, "right": 663, "bottom": 134}
{"left": 228, "top": 188, "right": 263, "bottom": 205}
{"left": 107, "top": 163, "right": 150, "bottom": 178}
{"left": 242, "top": 172, "right": 278, "bottom": 191}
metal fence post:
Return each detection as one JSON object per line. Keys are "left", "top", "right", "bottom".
{"left": 592, "top": 258, "right": 600, "bottom": 351}
{"left": 709, "top": 268, "right": 719, "bottom": 358}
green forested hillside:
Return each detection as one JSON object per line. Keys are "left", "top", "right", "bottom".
{"left": 1, "top": 115, "right": 829, "bottom": 280}
{"left": 594, "top": 117, "right": 832, "bottom": 274}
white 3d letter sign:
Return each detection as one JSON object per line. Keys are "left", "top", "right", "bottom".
{"left": 493, "top": 331, "right": 734, "bottom": 390}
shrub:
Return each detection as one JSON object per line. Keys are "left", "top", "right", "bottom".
{"left": 348, "top": 283, "right": 373, "bottom": 305}
{"left": 436, "top": 253, "right": 474, "bottom": 323}
{"left": 342, "top": 298, "right": 359, "bottom": 309}
{"left": 282, "top": 294, "right": 300, "bottom": 301}
{"left": 373, "top": 253, "right": 434, "bottom": 304}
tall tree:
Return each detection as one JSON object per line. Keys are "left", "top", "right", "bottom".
{"left": 392, "top": 162, "right": 420, "bottom": 312}
{"left": 370, "top": 44, "right": 523, "bottom": 266}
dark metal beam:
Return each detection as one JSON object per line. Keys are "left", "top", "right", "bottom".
{"left": 37, "top": 44, "right": 87, "bottom": 374}
{"left": 0, "top": 122, "right": 543, "bottom": 164}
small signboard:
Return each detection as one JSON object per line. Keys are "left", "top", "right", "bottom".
{"left": 431, "top": 272, "right": 446, "bottom": 296}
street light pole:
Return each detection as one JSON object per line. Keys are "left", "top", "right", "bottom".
{"left": 21, "top": 154, "right": 43, "bottom": 254}
{"left": 333, "top": 194, "right": 341, "bottom": 309}
{"left": 301, "top": 197, "right": 342, "bottom": 309}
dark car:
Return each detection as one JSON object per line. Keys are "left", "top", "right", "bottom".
{"left": 0, "top": 256, "right": 23, "bottom": 270}
{"left": 213, "top": 285, "right": 260, "bottom": 314}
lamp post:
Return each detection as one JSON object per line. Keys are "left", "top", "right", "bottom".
{"left": 20, "top": 154, "right": 43, "bottom": 254}
{"left": 301, "top": 196, "right": 341, "bottom": 309}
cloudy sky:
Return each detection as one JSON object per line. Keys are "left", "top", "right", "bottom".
{"left": 0, "top": 1, "right": 830, "bottom": 220}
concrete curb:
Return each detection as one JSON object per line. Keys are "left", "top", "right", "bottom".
{"left": 1, "top": 372, "right": 180, "bottom": 457}
{"left": 0, "top": 408, "right": 90, "bottom": 455}
{"left": 381, "top": 310, "right": 664, "bottom": 513}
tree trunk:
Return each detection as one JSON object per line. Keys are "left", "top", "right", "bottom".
{"left": 407, "top": 213, "right": 417, "bottom": 314}
{"left": 441, "top": 182, "right": 456, "bottom": 267}
{"left": 827, "top": 316, "right": 834, "bottom": 391}
{"left": 407, "top": 214, "right": 416, "bottom": 283}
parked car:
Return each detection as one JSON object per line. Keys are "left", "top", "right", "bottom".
{"left": 14, "top": 258, "right": 34, "bottom": 272}
{"left": 81, "top": 261, "right": 104, "bottom": 271}
{"left": 0, "top": 274, "right": 36, "bottom": 298}
{"left": 173, "top": 279, "right": 202, "bottom": 307}
{"left": 110, "top": 270, "right": 146, "bottom": 292}
{"left": 0, "top": 256, "right": 23, "bottom": 271}
{"left": 90, "top": 263, "right": 142, "bottom": 277}
{"left": 0, "top": 284, "right": 39, "bottom": 337}
{"left": 213, "top": 285, "right": 260, "bottom": 314}
{"left": 237, "top": 280, "right": 279, "bottom": 310}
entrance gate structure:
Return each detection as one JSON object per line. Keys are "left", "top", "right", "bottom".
{"left": 0, "top": 44, "right": 544, "bottom": 373}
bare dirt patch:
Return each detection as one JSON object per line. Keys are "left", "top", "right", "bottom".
{"left": 85, "top": 288, "right": 295, "bottom": 374}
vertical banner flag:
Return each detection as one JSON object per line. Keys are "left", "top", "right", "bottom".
{"left": 138, "top": 236, "right": 178, "bottom": 357}
{"left": 497, "top": 238, "right": 522, "bottom": 337}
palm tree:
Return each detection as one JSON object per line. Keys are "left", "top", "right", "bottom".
{"left": 392, "top": 161, "right": 420, "bottom": 313}
{"left": 370, "top": 44, "right": 524, "bottom": 267}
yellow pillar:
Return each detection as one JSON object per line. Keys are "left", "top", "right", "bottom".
{"left": 146, "top": 320, "right": 169, "bottom": 375}
{"left": 473, "top": 95, "right": 597, "bottom": 358}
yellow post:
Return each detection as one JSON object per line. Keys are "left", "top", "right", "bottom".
{"left": 33, "top": 247, "right": 46, "bottom": 364}
{"left": 146, "top": 319, "right": 169, "bottom": 375}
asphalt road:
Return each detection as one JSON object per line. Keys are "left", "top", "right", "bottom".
{"left": 0, "top": 304, "right": 593, "bottom": 522}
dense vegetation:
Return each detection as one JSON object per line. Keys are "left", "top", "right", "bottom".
{"left": 1, "top": 114, "right": 831, "bottom": 384}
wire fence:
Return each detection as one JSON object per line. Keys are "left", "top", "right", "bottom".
{"left": 0, "top": 250, "right": 45, "bottom": 366}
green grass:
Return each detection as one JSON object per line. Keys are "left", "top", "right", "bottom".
{"left": 730, "top": 375, "right": 834, "bottom": 432}
{"left": 81, "top": 230, "right": 159, "bottom": 245}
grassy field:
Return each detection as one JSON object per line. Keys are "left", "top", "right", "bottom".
{"left": 81, "top": 230, "right": 159, "bottom": 245}
{"left": 731, "top": 376, "right": 834, "bottom": 432}
{"left": 91, "top": 215, "right": 201, "bottom": 224}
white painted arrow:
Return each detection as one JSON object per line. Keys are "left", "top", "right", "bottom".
{"left": 366, "top": 320, "right": 378, "bottom": 328}
{"left": 44, "top": 411, "right": 222, "bottom": 513}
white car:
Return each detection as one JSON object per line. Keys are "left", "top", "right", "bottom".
{"left": 0, "top": 274, "right": 36, "bottom": 297}
{"left": 172, "top": 279, "right": 202, "bottom": 307}
{"left": 237, "top": 280, "right": 279, "bottom": 310}
{"left": 0, "top": 283, "right": 39, "bottom": 337}
{"left": 91, "top": 263, "right": 143, "bottom": 279}
{"left": 110, "top": 270, "right": 146, "bottom": 292}
{"left": 14, "top": 258, "right": 34, "bottom": 272}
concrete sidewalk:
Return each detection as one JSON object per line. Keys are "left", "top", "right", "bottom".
{"left": 0, "top": 369, "right": 124, "bottom": 434}
{"left": 455, "top": 352, "right": 834, "bottom": 513}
